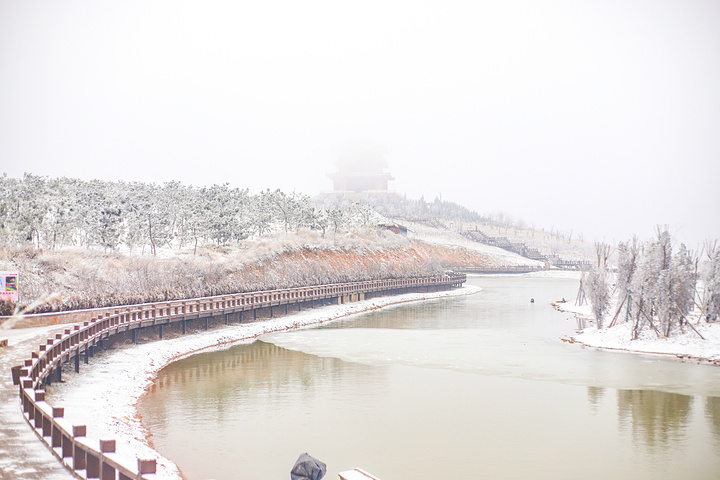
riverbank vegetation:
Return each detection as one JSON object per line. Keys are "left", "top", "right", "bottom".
{"left": 581, "top": 228, "right": 720, "bottom": 339}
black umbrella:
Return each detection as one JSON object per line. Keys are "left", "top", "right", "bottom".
{"left": 290, "top": 453, "right": 327, "bottom": 480}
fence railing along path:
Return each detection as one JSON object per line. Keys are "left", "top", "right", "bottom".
{"left": 11, "top": 273, "right": 466, "bottom": 480}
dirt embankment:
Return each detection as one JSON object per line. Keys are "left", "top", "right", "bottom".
{"left": 0, "top": 235, "right": 495, "bottom": 314}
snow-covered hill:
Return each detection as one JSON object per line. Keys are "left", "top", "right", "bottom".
{"left": 0, "top": 226, "right": 532, "bottom": 315}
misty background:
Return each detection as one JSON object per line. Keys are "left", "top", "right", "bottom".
{"left": 1, "top": 0, "right": 719, "bottom": 247}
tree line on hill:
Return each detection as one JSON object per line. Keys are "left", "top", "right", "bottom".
{"left": 1, "top": 174, "right": 505, "bottom": 255}
{"left": 0, "top": 174, "right": 386, "bottom": 253}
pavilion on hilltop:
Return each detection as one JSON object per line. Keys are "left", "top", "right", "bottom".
{"left": 327, "top": 142, "right": 395, "bottom": 199}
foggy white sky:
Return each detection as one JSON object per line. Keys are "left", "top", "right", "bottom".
{"left": 1, "top": 0, "right": 719, "bottom": 247}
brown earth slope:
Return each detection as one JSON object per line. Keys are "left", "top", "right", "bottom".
{"left": 0, "top": 233, "right": 497, "bottom": 314}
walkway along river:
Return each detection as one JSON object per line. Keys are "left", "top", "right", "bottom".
{"left": 4, "top": 274, "right": 465, "bottom": 480}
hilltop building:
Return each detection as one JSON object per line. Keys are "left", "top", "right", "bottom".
{"left": 327, "top": 142, "right": 396, "bottom": 199}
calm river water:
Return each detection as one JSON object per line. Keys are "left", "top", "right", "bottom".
{"left": 138, "top": 274, "right": 720, "bottom": 479}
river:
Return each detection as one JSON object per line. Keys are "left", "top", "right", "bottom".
{"left": 137, "top": 273, "right": 720, "bottom": 479}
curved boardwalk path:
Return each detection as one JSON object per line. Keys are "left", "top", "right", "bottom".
{"left": 1, "top": 325, "right": 73, "bottom": 480}
{"left": 3, "top": 274, "right": 465, "bottom": 480}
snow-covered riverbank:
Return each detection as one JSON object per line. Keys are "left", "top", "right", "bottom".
{"left": 44, "top": 285, "right": 481, "bottom": 479}
{"left": 557, "top": 301, "right": 720, "bottom": 366}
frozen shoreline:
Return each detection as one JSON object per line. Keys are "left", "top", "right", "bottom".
{"left": 45, "top": 285, "right": 481, "bottom": 480}
{"left": 556, "top": 301, "right": 720, "bottom": 366}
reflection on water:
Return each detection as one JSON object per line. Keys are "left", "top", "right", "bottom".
{"left": 706, "top": 397, "right": 720, "bottom": 441}
{"left": 139, "top": 275, "right": 720, "bottom": 479}
{"left": 148, "top": 341, "right": 372, "bottom": 400}
{"left": 144, "top": 339, "right": 385, "bottom": 418}
{"left": 617, "top": 390, "right": 693, "bottom": 448}
{"left": 142, "top": 342, "right": 720, "bottom": 480}
{"left": 141, "top": 341, "right": 390, "bottom": 480}
{"left": 587, "top": 386, "right": 606, "bottom": 412}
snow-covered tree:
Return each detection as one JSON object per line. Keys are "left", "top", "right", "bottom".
{"left": 594, "top": 241, "right": 612, "bottom": 268}
{"left": 667, "top": 243, "right": 696, "bottom": 333}
{"left": 607, "top": 237, "right": 639, "bottom": 327}
{"left": 700, "top": 243, "right": 720, "bottom": 323}
{"left": 0, "top": 175, "right": 23, "bottom": 243}
{"left": 629, "top": 241, "right": 658, "bottom": 339}
{"left": 14, "top": 173, "right": 50, "bottom": 247}
{"left": 585, "top": 266, "right": 610, "bottom": 328}
{"left": 47, "top": 178, "right": 82, "bottom": 249}
{"left": 251, "top": 189, "right": 276, "bottom": 237}
{"left": 270, "top": 190, "right": 309, "bottom": 233}
{"left": 312, "top": 209, "right": 329, "bottom": 237}
{"left": 202, "top": 183, "right": 249, "bottom": 245}
{"left": 327, "top": 208, "right": 346, "bottom": 234}
{"left": 117, "top": 181, "right": 146, "bottom": 253}
{"left": 620, "top": 227, "right": 698, "bottom": 338}
{"left": 616, "top": 237, "right": 639, "bottom": 299}
{"left": 293, "top": 194, "right": 318, "bottom": 232}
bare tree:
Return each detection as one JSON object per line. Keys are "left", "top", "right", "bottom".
{"left": 594, "top": 241, "right": 612, "bottom": 268}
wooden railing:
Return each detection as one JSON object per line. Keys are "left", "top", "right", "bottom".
{"left": 13, "top": 273, "right": 465, "bottom": 480}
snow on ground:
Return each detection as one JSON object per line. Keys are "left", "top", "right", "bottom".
{"left": 402, "top": 220, "right": 544, "bottom": 266}
{"left": 1, "top": 324, "right": 67, "bottom": 344}
{"left": 0, "top": 324, "right": 74, "bottom": 480}
{"left": 523, "top": 270, "right": 582, "bottom": 280}
{"left": 556, "top": 300, "right": 720, "bottom": 365}
{"left": 470, "top": 221, "right": 598, "bottom": 262}
{"left": 45, "top": 285, "right": 481, "bottom": 480}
